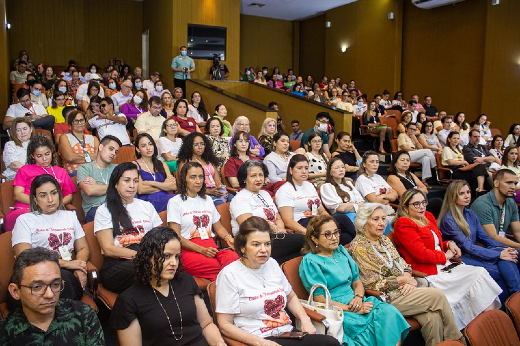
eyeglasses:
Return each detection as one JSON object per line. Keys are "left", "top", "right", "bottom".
{"left": 409, "top": 200, "right": 428, "bottom": 209}
{"left": 73, "top": 118, "right": 86, "bottom": 124}
{"left": 18, "top": 280, "right": 65, "bottom": 296}
{"left": 321, "top": 229, "right": 341, "bottom": 239}
{"left": 100, "top": 104, "right": 107, "bottom": 108}
{"left": 166, "top": 123, "right": 178, "bottom": 128}
{"left": 122, "top": 84, "right": 132, "bottom": 88}
{"left": 193, "top": 142, "right": 206, "bottom": 147}
{"left": 318, "top": 120, "right": 330, "bottom": 124}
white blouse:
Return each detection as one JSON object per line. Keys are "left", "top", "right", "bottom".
{"left": 2, "top": 140, "right": 29, "bottom": 181}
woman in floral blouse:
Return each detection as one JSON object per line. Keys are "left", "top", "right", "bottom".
{"left": 348, "top": 203, "right": 463, "bottom": 346}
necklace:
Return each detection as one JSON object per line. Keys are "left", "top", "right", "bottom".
{"left": 240, "top": 258, "right": 266, "bottom": 288}
{"left": 141, "top": 159, "right": 156, "bottom": 181}
{"left": 152, "top": 282, "right": 183, "bottom": 341}
{"left": 94, "top": 161, "right": 109, "bottom": 185}
{"left": 397, "top": 172, "right": 416, "bottom": 187}
{"left": 277, "top": 152, "right": 288, "bottom": 162}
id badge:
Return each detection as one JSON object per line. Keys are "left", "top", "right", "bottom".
{"left": 85, "top": 153, "right": 92, "bottom": 163}
{"left": 200, "top": 228, "right": 210, "bottom": 240}
{"left": 499, "top": 231, "right": 506, "bottom": 238}
{"left": 59, "top": 246, "right": 72, "bottom": 261}
{"left": 188, "top": 122, "right": 194, "bottom": 126}
{"left": 311, "top": 204, "right": 318, "bottom": 216}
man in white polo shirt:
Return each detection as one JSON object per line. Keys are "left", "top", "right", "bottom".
{"left": 111, "top": 80, "right": 133, "bottom": 113}
{"left": 3, "top": 88, "right": 54, "bottom": 132}
{"left": 88, "top": 97, "right": 131, "bottom": 145}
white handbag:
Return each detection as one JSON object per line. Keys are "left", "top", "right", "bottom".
{"left": 296, "top": 283, "right": 344, "bottom": 343}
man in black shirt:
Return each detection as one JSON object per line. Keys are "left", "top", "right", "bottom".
{"left": 423, "top": 95, "right": 438, "bottom": 118}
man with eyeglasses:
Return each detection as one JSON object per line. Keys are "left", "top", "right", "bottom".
{"left": 88, "top": 97, "right": 131, "bottom": 145}
{"left": 28, "top": 80, "right": 48, "bottom": 107}
{"left": 437, "top": 115, "right": 454, "bottom": 148}
{"left": 463, "top": 129, "right": 497, "bottom": 191}
{"left": 134, "top": 96, "right": 166, "bottom": 140}
{"left": 300, "top": 112, "right": 332, "bottom": 158}
{"left": 111, "top": 80, "right": 133, "bottom": 113}
{"left": 0, "top": 247, "right": 104, "bottom": 345}
{"left": 3, "top": 88, "right": 54, "bottom": 132}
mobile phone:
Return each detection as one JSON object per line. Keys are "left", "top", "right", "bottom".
{"left": 441, "top": 262, "right": 462, "bottom": 272}
{"left": 274, "top": 332, "right": 308, "bottom": 340}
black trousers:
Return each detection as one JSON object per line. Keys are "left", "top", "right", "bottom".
{"left": 271, "top": 233, "right": 306, "bottom": 265}
{"left": 33, "top": 115, "right": 55, "bottom": 132}
{"left": 266, "top": 333, "right": 340, "bottom": 346}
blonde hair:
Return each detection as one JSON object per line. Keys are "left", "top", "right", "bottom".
{"left": 10, "top": 117, "right": 34, "bottom": 147}
{"left": 394, "top": 189, "right": 428, "bottom": 228}
{"left": 437, "top": 180, "right": 471, "bottom": 238}
{"left": 258, "top": 118, "right": 277, "bottom": 138}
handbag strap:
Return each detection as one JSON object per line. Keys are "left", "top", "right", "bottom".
{"left": 307, "top": 283, "right": 332, "bottom": 310}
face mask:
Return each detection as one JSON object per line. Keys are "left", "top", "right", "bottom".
{"left": 358, "top": 101, "right": 363, "bottom": 107}
{"left": 59, "top": 86, "right": 67, "bottom": 93}
{"left": 318, "top": 123, "right": 328, "bottom": 132}
{"left": 181, "top": 51, "right": 187, "bottom": 56}
{"left": 32, "top": 90, "right": 41, "bottom": 97}
{"left": 246, "top": 71, "right": 251, "bottom": 75}
{"left": 134, "top": 96, "right": 143, "bottom": 104}
{"left": 263, "top": 70, "right": 267, "bottom": 75}
{"left": 135, "top": 82, "right": 142, "bottom": 89}
{"left": 156, "top": 85, "right": 163, "bottom": 91}
{"left": 90, "top": 68, "right": 96, "bottom": 74}
{"left": 109, "top": 82, "right": 117, "bottom": 90}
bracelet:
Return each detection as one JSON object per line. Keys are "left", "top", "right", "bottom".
{"left": 224, "top": 234, "right": 232, "bottom": 240}
{"left": 355, "top": 293, "right": 363, "bottom": 299}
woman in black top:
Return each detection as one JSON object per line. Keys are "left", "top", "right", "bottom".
{"left": 387, "top": 150, "right": 442, "bottom": 217}
{"left": 362, "top": 100, "right": 392, "bottom": 154}
{"left": 111, "top": 227, "right": 226, "bottom": 346}
{"left": 331, "top": 132, "right": 360, "bottom": 180}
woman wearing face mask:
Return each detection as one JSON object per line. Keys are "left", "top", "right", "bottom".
{"left": 147, "top": 80, "right": 169, "bottom": 99}
{"left": 188, "top": 91, "right": 210, "bottom": 128}
{"left": 132, "top": 76, "right": 143, "bottom": 94}
{"left": 5, "top": 134, "right": 76, "bottom": 232}
{"left": 212, "top": 104, "right": 233, "bottom": 138}
{"left": 121, "top": 90, "right": 148, "bottom": 134}
{"left": 12, "top": 175, "right": 89, "bottom": 301}
{"left": 45, "top": 90, "right": 67, "bottom": 124}
{"left": 58, "top": 110, "right": 99, "bottom": 175}
{"left": 205, "top": 117, "right": 231, "bottom": 172}
{"left": 105, "top": 77, "right": 120, "bottom": 98}
{"left": 242, "top": 68, "right": 254, "bottom": 82}
{"left": 80, "top": 81, "right": 101, "bottom": 112}
{"left": 84, "top": 63, "right": 98, "bottom": 81}
{"left": 2, "top": 118, "right": 34, "bottom": 181}
{"left": 173, "top": 99, "right": 201, "bottom": 138}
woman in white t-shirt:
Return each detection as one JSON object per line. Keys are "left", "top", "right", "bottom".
{"left": 320, "top": 157, "right": 364, "bottom": 226}
{"left": 13, "top": 174, "right": 88, "bottom": 300}
{"left": 167, "top": 162, "right": 238, "bottom": 281}
{"left": 94, "top": 162, "right": 163, "bottom": 293}
{"left": 304, "top": 132, "right": 329, "bottom": 188}
{"left": 157, "top": 117, "right": 182, "bottom": 174}
{"left": 216, "top": 216, "right": 340, "bottom": 346}
{"left": 276, "top": 154, "right": 356, "bottom": 244}
{"left": 230, "top": 160, "right": 304, "bottom": 264}
{"left": 355, "top": 151, "right": 398, "bottom": 205}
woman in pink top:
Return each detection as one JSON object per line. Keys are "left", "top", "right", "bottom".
{"left": 6, "top": 134, "right": 76, "bottom": 232}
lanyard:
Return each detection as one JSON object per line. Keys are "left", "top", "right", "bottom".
{"left": 499, "top": 205, "right": 506, "bottom": 233}
{"left": 71, "top": 132, "right": 86, "bottom": 149}
{"left": 41, "top": 166, "right": 57, "bottom": 179}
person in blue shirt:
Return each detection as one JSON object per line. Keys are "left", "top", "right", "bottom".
{"left": 171, "top": 46, "right": 195, "bottom": 97}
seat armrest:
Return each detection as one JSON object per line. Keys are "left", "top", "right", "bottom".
{"left": 87, "top": 262, "right": 99, "bottom": 299}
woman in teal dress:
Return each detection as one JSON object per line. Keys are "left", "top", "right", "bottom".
{"left": 299, "top": 215, "right": 410, "bottom": 346}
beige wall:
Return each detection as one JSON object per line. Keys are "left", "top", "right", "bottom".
{"left": 6, "top": 0, "right": 143, "bottom": 69}
{"left": 0, "top": 0, "right": 9, "bottom": 121}
{"left": 299, "top": 14, "right": 325, "bottom": 80}
{"left": 240, "top": 15, "right": 294, "bottom": 75}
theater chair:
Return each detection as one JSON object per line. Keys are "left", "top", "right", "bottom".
{"left": 506, "top": 291, "right": 520, "bottom": 336}
{"left": 0, "top": 180, "right": 15, "bottom": 231}
{"left": 0, "top": 232, "right": 98, "bottom": 317}
{"left": 464, "top": 309, "right": 520, "bottom": 346}
{"left": 380, "top": 116, "right": 398, "bottom": 139}
{"left": 290, "top": 140, "right": 301, "bottom": 151}
{"left": 220, "top": 166, "right": 238, "bottom": 194}
{"left": 281, "top": 256, "right": 422, "bottom": 337}
{"left": 216, "top": 202, "right": 232, "bottom": 235}
{"left": 69, "top": 176, "right": 86, "bottom": 224}
{"left": 112, "top": 146, "right": 136, "bottom": 164}
{"left": 435, "top": 153, "right": 453, "bottom": 185}
{"left": 435, "top": 341, "right": 464, "bottom": 346}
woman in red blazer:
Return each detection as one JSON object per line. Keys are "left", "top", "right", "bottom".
{"left": 392, "top": 189, "right": 502, "bottom": 330}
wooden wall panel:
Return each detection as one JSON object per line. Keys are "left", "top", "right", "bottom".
{"left": 480, "top": 0, "right": 520, "bottom": 135}
{"left": 0, "top": 0, "right": 9, "bottom": 121}
{"left": 401, "top": 0, "right": 486, "bottom": 119}
{"left": 6, "top": 0, "right": 143, "bottom": 69}
{"left": 172, "top": 0, "right": 240, "bottom": 82}
{"left": 299, "top": 14, "right": 325, "bottom": 81}
{"left": 143, "top": 0, "right": 174, "bottom": 89}
{"left": 323, "top": 0, "right": 402, "bottom": 97}
{"left": 240, "top": 15, "right": 294, "bottom": 75}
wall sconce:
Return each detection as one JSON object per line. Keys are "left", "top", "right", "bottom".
{"left": 388, "top": 12, "right": 394, "bottom": 20}
{"left": 325, "top": 21, "right": 331, "bottom": 28}
{"left": 341, "top": 45, "right": 347, "bottom": 53}
{"left": 491, "top": 0, "right": 499, "bottom": 5}
{"left": 5, "top": 23, "right": 11, "bottom": 30}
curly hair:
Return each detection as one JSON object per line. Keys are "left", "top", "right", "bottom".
{"left": 177, "top": 161, "right": 207, "bottom": 200}
{"left": 205, "top": 116, "right": 224, "bottom": 136}
{"left": 177, "top": 132, "right": 219, "bottom": 167}
{"left": 134, "top": 227, "right": 184, "bottom": 287}
{"left": 26, "top": 133, "right": 58, "bottom": 166}
{"left": 134, "top": 133, "right": 167, "bottom": 177}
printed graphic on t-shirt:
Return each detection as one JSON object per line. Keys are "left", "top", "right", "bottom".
{"left": 191, "top": 214, "right": 211, "bottom": 238}
{"left": 116, "top": 224, "right": 146, "bottom": 247}
{"left": 303, "top": 198, "right": 321, "bottom": 217}
{"left": 263, "top": 208, "right": 276, "bottom": 222}
{"left": 261, "top": 294, "right": 291, "bottom": 331}
{"left": 377, "top": 185, "right": 388, "bottom": 195}
{"left": 48, "top": 232, "right": 72, "bottom": 252}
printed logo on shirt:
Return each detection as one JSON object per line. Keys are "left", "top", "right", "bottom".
{"left": 48, "top": 232, "right": 72, "bottom": 252}
{"left": 303, "top": 198, "right": 321, "bottom": 217}
{"left": 116, "top": 224, "right": 146, "bottom": 247}
{"left": 261, "top": 294, "right": 291, "bottom": 332}
{"left": 263, "top": 208, "right": 276, "bottom": 222}
{"left": 190, "top": 214, "right": 211, "bottom": 239}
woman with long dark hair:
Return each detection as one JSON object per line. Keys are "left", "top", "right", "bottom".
{"left": 133, "top": 133, "right": 176, "bottom": 212}
{"left": 173, "top": 99, "right": 200, "bottom": 138}
{"left": 94, "top": 162, "right": 162, "bottom": 293}
{"left": 188, "top": 91, "right": 209, "bottom": 127}
{"left": 110, "top": 227, "right": 226, "bottom": 346}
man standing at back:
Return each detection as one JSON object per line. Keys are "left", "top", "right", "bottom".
{"left": 171, "top": 45, "right": 195, "bottom": 97}
{"left": 0, "top": 248, "right": 104, "bottom": 345}
{"left": 77, "top": 135, "right": 121, "bottom": 222}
